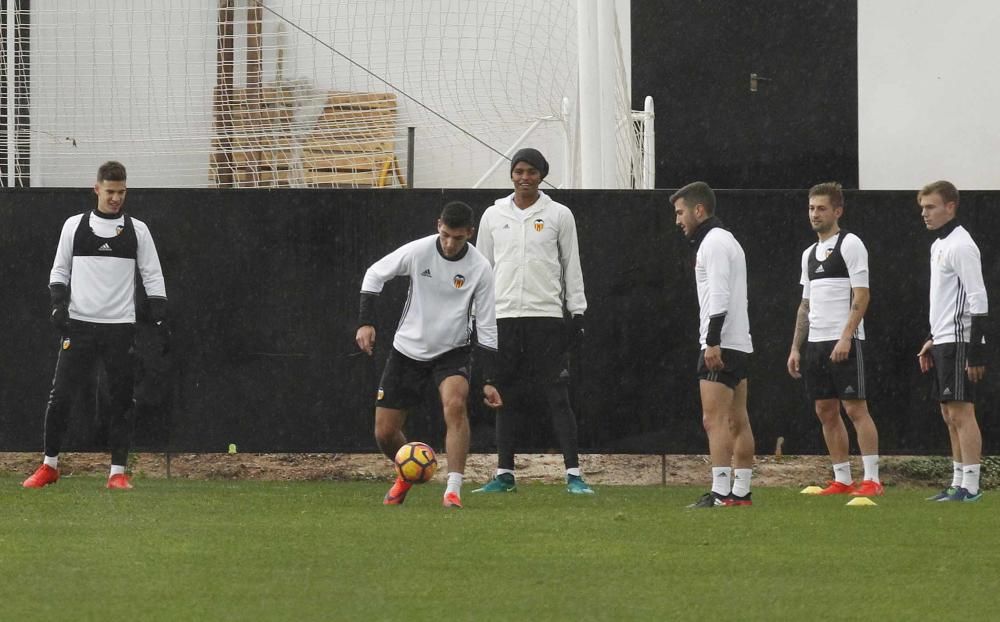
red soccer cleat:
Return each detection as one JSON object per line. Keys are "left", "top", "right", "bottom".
{"left": 850, "top": 480, "right": 884, "bottom": 497}
{"left": 442, "top": 491, "right": 463, "bottom": 509}
{"left": 817, "top": 480, "right": 856, "bottom": 495}
{"left": 106, "top": 474, "right": 133, "bottom": 490}
{"left": 383, "top": 477, "right": 412, "bottom": 505}
{"left": 23, "top": 464, "right": 60, "bottom": 488}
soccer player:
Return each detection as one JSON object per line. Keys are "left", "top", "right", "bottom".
{"left": 356, "top": 201, "right": 503, "bottom": 509}
{"left": 916, "top": 181, "right": 988, "bottom": 502}
{"left": 23, "top": 161, "right": 168, "bottom": 490}
{"left": 786, "top": 183, "right": 882, "bottom": 497}
{"left": 672, "top": 182, "right": 755, "bottom": 508}
{"left": 472, "top": 148, "right": 593, "bottom": 495}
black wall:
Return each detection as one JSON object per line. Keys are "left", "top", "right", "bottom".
{"left": 632, "top": 0, "right": 859, "bottom": 188}
{"left": 1, "top": 189, "right": 997, "bottom": 455}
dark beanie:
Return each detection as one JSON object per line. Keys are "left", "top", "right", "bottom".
{"left": 509, "top": 148, "right": 549, "bottom": 179}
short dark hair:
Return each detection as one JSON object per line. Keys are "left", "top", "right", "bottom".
{"left": 918, "top": 180, "right": 959, "bottom": 208}
{"left": 97, "top": 161, "right": 127, "bottom": 183}
{"left": 440, "top": 201, "right": 475, "bottom": 229}
{"left": 670, "top": 181, "right": 716, "bottom": 215}
{"left": 809, "top": 182, "right": 844, "bottom": 208}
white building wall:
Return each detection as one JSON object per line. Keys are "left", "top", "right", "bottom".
{"left": 858, "top": 0, "right": 1000, "bottom": 190}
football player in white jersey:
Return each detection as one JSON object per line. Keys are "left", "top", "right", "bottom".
{"left": 23, "top": 161, "right": 167, "bottom": 491}
{"left": 672, "top": 182, "right": 756, "bottom": 508}
{"left": 916, "top": 181, "right": 988, "bottom": 502}
{"left": 787, "top": 182, "right": 882, "bottom": 497}
{"left": 356, "top": 201, "right": 503, "bottom": 508}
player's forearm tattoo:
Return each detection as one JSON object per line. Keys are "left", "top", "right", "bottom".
{"left": 792, "top": 299, "right": 809, "bottom": 351}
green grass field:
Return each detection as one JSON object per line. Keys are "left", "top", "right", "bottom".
{"left": 1, "top": 477, "right": 996, "bottom": 621}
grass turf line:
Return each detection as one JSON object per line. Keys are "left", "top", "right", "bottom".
{"left": 1, "top": 477, "right": 994, "bottom": 621}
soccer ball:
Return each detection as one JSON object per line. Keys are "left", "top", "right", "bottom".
{"left": 394, "top": 442, "right": 438, "bottom": 484}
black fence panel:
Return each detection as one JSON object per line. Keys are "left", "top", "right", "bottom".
{"left": 1, "top": 188, "right": 997, "bottom": 454}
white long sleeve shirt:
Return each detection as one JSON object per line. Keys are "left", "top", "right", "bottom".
{"left": 49, "top": 211, "right": 166, "bottom": 323}
{"left": 361, "top": 234, "right": 498, "bottom": 361}
{"left": 929, "top": 223, "right": 988, "bottom": 343}
{"left": 476, "top": 191, "right": 587, "bottom": 319}
{"left": 695, "top": 227, "right": 753, "bottom": 353}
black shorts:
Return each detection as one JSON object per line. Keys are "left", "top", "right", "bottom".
{"left": 696, "top": 348, "right": 749, "bottom": 389}
{"left": 377, "top": 346, "right": 471, "bottom": 410}
{"left": 931, "top": 342, "right": 976, "bottom": 403}
{"left": 803, "top": 339, "right": 867, "bottom": 401}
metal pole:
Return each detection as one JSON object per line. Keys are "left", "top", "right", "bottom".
{"left": 643, "top": 96, "right": 655, "bottom": 189}
{"left": 6, "top": 1, "right": 16, "bottom": 187}
{"left": 406, "top": 126, "right": 415, "bottom": 188}
{"left": 561, "top": 97, "right": 573, "bottom": 188}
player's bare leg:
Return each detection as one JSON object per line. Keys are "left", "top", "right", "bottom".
{"left": 692, "top": 379, "right": 736, "bottom": 506}
{"left": 945, "top": 402, "right": 983, "bottom": 500}
{"left": 729, "top": 380, "right": 754, "bottom": 469}
{"left": 815, "top": 398, "right": 855, "bottom": 494}
{"left": 843, "top": 399, "right": 882, "bottom": 495}
{"left": 375, "top": 407, "right": 411, "bottom": 505}
{"left": 439, "top": 375, "right": 470, "bottom": 507}
{"left": 374, "top": 407, "right": 407, "bottom": 459}
{"left": 727, "top": 379, "right": 754, "bottom": 505}
{"left": 700, "top": 380, "right": 735, "bottom": 468}
{"left": 815, "top": 399, "right": 849, "bottom": 464}
{"left": 927, "top": 403, "right": 965, "bottom": 500}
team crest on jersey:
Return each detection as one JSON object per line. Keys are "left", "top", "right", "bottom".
{"left": 453, "top": 274, "right": 466, "bottom": 288}
{"left": 533, "top": 218, "right": 544, "bottom": 232}
{"left": 825, "top": 248, "right": 833, "bottom": 257}
{"left": 115, "top": 225, "right": 125, "bottom": 236}
{"left": 62, "top": 338, "right": 71, "bottom": 350}
{"left": 377, "top": 388, "right": 385, "bottom": 401}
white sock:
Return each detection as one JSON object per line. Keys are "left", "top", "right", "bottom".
{"left": 446, "top": 472, "right": 463, "bottom": 496}
{"left": 43, "top": 455, "right": 58, "bottom": 469}
{"left": 862, "top": 455, "right": 880, "bottom": 483}
{"left": 952, "top": 462, "right": 964, "bottom": 488}
{"left": 962, "top": 464, "right": 981, "bottom": 495}
{"left": 566, "top": 467, "right": 581, "bottom": 477}
{"left": 110, "top": 465, "right": 126, "bottom": 477}
{"left": 832, "top": 461, "right": 852, "bottom": 485}
{"left": 711, "top": 467, "right": 732, "bottom": 496}
{"left": 496, "top": 468, "right": 514, "bottom": 477}
{"left": 732, "top": 468, "right": 753, "bottom": 497}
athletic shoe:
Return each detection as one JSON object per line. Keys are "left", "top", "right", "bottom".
{"left": 817, "top": 481, "right": 855, "bottom": 495}
{"left": 22, "top": 464, "right": 59, "bottom": 488}
{"left": 925, "top": 486, "right": 957, "bottom": 501}
{"left": 383, "top": 477, "right": 412, "bottom": 505}
{"left": 687, "top": 491, "right": 727, "bottom": 508}
{"left": 566, "top": 474, "right": 595, "bottom": 495}
{"left": 850, "top": 480, "right": 884, "bottom": 497}
{"left": 726, "top": 492, "right": 753, "bottom": 506}
{"left": 937, "top": 487, "right": 984, "bottom": 503}
{"left": 442, "top": 491, "right": 463, "bottom": 508}
{"left": 472, "top": 473, "right": 516, "bottom": 493}
{"left": 106, "top": 474, "right": 133, "bottom": 490}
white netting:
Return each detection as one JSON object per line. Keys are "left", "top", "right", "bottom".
{"left": 1, "top": 1, "right": 639, "bottom": 189}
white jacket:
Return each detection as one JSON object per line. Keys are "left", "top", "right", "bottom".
{"left": 476, "top": 191, "right": 587, "bottom": 319}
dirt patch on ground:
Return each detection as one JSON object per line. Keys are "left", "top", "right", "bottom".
{"left": 0, "top": 452, "right": 938, "bottom": 489}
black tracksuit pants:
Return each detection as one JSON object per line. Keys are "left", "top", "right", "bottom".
{"left": 44, "top": 320, "right": 135, "bottom": 465}
{"left": 495, "top": 317, "right": 580, "bottom": 471}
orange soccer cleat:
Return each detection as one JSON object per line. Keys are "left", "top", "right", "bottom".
{"left": 22, "top": 464, "right": 60, "bottom": 489}
{"left": 106, "top": 474, "right": 134, "bottom": 490}
{"left": 850, "top": 480, "right": 884, "bottom": 497}
{"left": 442, "top": 491, "right": 463, "bottom": 509}
{"left": 383, "top": 477, "right": 412, "bottom": 505}
{"left": 817, "top": 481, "right": 856, "bottom": 495}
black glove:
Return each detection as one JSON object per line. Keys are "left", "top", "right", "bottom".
{"left": 147, "top": 298, "right": 171, "bottom": 355}
{"left": 568, "top": 314, "right": 585, "bottom": 349}
{"left": 49, "top": 283, "right": 70, "bottom": 332}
